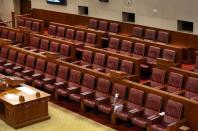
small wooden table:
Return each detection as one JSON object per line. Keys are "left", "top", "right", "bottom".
{"left": 0, "top": 84, "right": 50, "bottom": 128}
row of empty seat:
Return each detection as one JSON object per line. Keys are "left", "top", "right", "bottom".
{"left": 17, "top": 17, "right": 42, "bottom": 32}
{"left": 88, "top": 18, "right": 170, "bottom": 43}
{"left": 48, "top": 24, "right": 97, "bottom": 47}
{"left": 143, "top": 68, "right": 198, "bottom": 100}
{"left": 72, "top": 50, "right": 135, "bottom": 79}
{"left": 105, "top": 37, "right": 176, "bottom": 64}
{"left": 0, "top": 26, "right": 24, "bottom": 44}
{"left": 23, "top": 36, "right": 71, "bottom": 60}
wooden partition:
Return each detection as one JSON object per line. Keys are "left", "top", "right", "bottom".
{"left": 50, "top": 22, "right": 106, "bottom": 47}
{"left": 30, "top": 33, "right": 76, "bottom": 60}
{"left": 1, "top": 44, "right": 198, "bottom": 130}
{"left": 31, "top": 8, "right": 198, "bottom": 50}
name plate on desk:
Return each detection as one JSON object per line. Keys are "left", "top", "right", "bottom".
{"left": 109, "top": 70, "right": 127, "bottom": 79}
{"left": 43, "top": 51, "right": 60, "bottom": 59}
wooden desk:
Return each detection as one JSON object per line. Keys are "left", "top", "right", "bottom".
{"left": 0, "top": 84, "right": 50, "bottom": 128}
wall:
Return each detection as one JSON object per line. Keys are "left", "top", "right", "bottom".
{"left": 0, "top": 0, "right": 15, "bottom": 21}
{"left": 31, "top": 0, "right": 198, "bottom": 35}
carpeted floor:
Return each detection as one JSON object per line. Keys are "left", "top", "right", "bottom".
{"left": 0, "top": 102, "right": 115, "bottom": 131}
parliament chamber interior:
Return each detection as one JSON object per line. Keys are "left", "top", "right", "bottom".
{"left": 0, "top": 0, "right": 198, "bottom": 131}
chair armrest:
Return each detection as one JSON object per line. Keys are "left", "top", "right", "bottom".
{"left": 43, "top": 78, "right": 55, "bottom": 84}
{"left": 32, "top": 73, "right": 44, "bottom": 80}
{"left": 13, "top": 66, "right": 23, "bottom": 71}
{"left": 75, "top": 42, "right": 84, "bottom": 47}
{"left": 95, "top": 67, "right": 105, "bottom": 72}
{"left": 22, "top": 70, "right": 34, "bottom": 76}
{"left": 128, "top": 108, "right": 144, "bottom": 118}
{"left": 147, "top": 115, "right": 162, "bottom": 125}
{"left": 67, "top": 86, "right": 80, "bottom": 94}
{"left": 72, "top": 61, "right": 81, "bottom": 65}
{"left": 4, "top": 63, "right": 14, "bottom": 68}
{"left": 23, "top": 47, "right": 30, "bottom": 50}
{"left": 81, "top": 64, "right": 92, "bottom": 68}
{"left": 30, "top": 49, "right": 39, "bottom": 52}
{"left": 54, "top": 82, "right": 67, "bottom": 88}
{"left": 80, "top": 91, "right": 94, "bottom": 99}
{"left": 141, "top": 80, "right": 151, "bottom": 86}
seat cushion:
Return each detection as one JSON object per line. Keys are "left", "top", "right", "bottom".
{"left": 4, "top": 68, "right": 14, "bottom": 75}
{"left": 23, "top": 76, "right": 33, "bottom": 84}
{"left": 34, "top": 80, "right": 44, "bottom": 88}
{"left": 69, "top": 94, "right": 81, "bottom": 102}
{"left": 151, "top": 124, "right": 166, "bottom": 131}
{"left": 98, "top": 104, "right": 111, "bottom": 114}
{"left": 13, "top": 72, "right": 23, "bottom": 78}
{"left": 132, "top": 117, "right": 147, "bottom": 128}
{"left": 84, "top": 99, "right": 96, "bottom": 108}
{"left": 44, "top": 84, "right": 55, "bottom": 92}
{"left": 56, "top": 88, "right": 68, "bottom": 97}
{"left": 115, "top": 111, "right": 128, "bottom": 121}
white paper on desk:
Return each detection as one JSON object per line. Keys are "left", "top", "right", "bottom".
{"left": 17, "top": 86, "right": 36, "bottom": 95}
{"left": 4, "top": 93, "right": 18, "bottom": 99}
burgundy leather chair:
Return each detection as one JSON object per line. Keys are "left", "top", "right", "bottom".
{"left": 115, "top": 88, "right": 144, "bottom": 122}
{"left": 148, "top": 100, "right": 183, "bottom": 131}
{"left": 48, "top": 25, "right": 57, "bottom": 36}
{"left": 55, "top": 69, "right": 82, "bottom": 98}
{"left": 69, "top": 74, "right": 96, "bottom": 103}
{"left": 23, "top": 59, "right": 46, "bottom": 84}
{"left": 4, "top": 53, "right": 26, "bottom": 75}
{"left": 144, "top": 68, "right": 166, "bottom": 88}
{"left": 144, "top": 29, "right": 156, "bottom": 41}
{"left": 38, "top": 39, "right": 50, "bottom": 52}
{"left": 44, "top": 66, "right": 69, "bottom": 93}
{"left": 157, "top": 31, "right": 170, "bottom": 43}
{"left": 8, "top": 31, "right": 16, "bottom": 41}
{"left": 102, "top": 56, "right": 119, "bottom": 73}
{"left": 32, "top": 22, "right": 40, "bottom": 32}
{"left": 163, "top": 72, "right": 184, "bottom": 93}
{"left": 98, "top": 21, "right": 109, "bottom": 31}
{"left": 105, "top": 37, "right": 120, "bottom": 52}
{"left": 0, "top": 29, "right": 8, "bottom": 39}
{"left": 162, "top": 49, "right": 176, "bottom": 62}
{"left": 120, "top": 60, "right": 134, "bottom": 79}
{"left": 88, "top": 19, "right": 98, "bottom": 29}
{"left": 56, "top": 27, "right": 66, "bottom": 38}
{"left": 17, "top": 19, "right": 24, "bottom": 27}
{"left": 85, "top": 33, "right": 96, "bottom": 46}
{"left": 24, "top": 20, "right": 32, "bottom": 29}
{"left": 65, "top": 29, "right": 75, "bottom": 40}
{"left": 120, "top": 40, "right": 133, "bottom": 55}
{"left": 0, "top": 50, "right": 17, "bottom": 73}
{"left": 24, "top": 37, "right": 40, "bottom": 51}
{"left": 49, "top": 41, "right": 60, "bottom": 53}
{"left": 194, "top": 56, "right": 198, "bottom": 72}
{"left": 132, "top": 27, "right": 144, "bottom": 38}
{"left": 74, "top": 31, "right": 85, "bottom": 46}
{"left": 73, "top": 50, "right": 93, "bottom": 66}
{"left": 87, "top": 53, "right": 106, "bottom": 69}
{"left": 0, "top": 47, "right": 9, "bottom": 65}
{"left": 109, "top": 23, "right": 120, "bottom": 33}
{"left": 146, "top": 46, "right": 161, "bottom": 65}
{"left": 132, "top": 43, "right": 146, "bottom": 58}
{"left": 83, "top": 78, "right": 111, "bottom": 109}
{"left": 14, "top": 55, "right": 36, "bottom": 78}
{"left": 98, "top": 83, "right": 127, "bottom": 114}
{"left": 183, "top": 77, "right": 198, "bottom": 100}
{"left": 34, "top": 62, "right": 57, "bottom": 88}
{"left": 130, "top": 94, "right": 163, "bottom": 128}
{"left": 59, "top": 44, "right": 70, "bottom": 60}
{"left": 14, "top": 32, "right": 24, "bottom": 44}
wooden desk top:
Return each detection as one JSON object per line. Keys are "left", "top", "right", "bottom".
{"left": 0, "top": 84, "right": 50, "bottom": 106}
